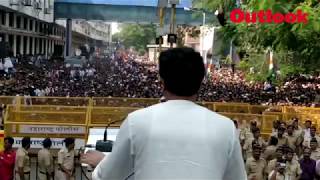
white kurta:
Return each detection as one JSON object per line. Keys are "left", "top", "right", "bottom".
{"left": 93, "top": 100, "right": 247, "bottom": 180}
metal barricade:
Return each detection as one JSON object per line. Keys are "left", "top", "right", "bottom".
{"left": 92, "top": 97, "right": 159, "bottom": 107}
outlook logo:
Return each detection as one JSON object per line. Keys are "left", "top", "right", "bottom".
{"left": 230, "top": 9, "right": 309, "bottom": 24}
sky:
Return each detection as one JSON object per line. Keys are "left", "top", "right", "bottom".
{"left": 111, "top": 22, "right": 120, "bottom": 34}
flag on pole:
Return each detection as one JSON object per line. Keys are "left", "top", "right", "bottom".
{"left": 269, "top": 49, "right": 274, "bottom": 71}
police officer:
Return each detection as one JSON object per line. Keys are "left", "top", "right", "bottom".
{"left": 15, "top": 137, "right": 31, "bottom": 180}
{"left": 38, "top": 138, "right": 53, "bottom": 180}
{"left": 56, "top": 138, "right": 76, "bottom": 180}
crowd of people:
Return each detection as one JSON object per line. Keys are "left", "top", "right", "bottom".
{"left": 2, "top": 103, "right": 320, "bottom": 179}
{"left": 0, "top": 53, "right": 319, "bottom": 107}
{"left": 1, "top": 48, "right": 320, "bottom": 180}
{"left": 237, "top": 118, "right": 320, "bottom": 179}
{"left": 0, "top": 136, "right": 77, "bottom": 180}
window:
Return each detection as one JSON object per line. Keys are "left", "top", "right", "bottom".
{"left": 0, "top": 11, "right": 6, "bottom": 26}
{"left": 16, "top": 16, "right": 21, "bottom": 29}
{"left": 24, "top": 18, "right": 28, "bottom": 30}
{"left": 39, "top": 22, "right": 43, "bottom": 33}
{"left": 9, "top": 12, "right": 14, "bottom": 27}
{"left": 35, "top": 21, "right": 38, "bottom": 32}
{"left": 29, "top": 20, "right": 33, "bottom": 31}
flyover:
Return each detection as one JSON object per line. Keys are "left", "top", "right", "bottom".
{"left": 54, "top": 0, "right": 216, "bottom": 25}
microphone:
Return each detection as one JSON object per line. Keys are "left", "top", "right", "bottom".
{"left": 95, "top": 119, "right": 124, "bottom": 152}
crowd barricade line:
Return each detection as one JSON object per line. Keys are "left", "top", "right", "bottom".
{"left": 1, "top": 96, "right": 320, "bottom": 139}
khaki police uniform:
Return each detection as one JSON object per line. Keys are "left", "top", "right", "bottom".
{"left": 266, "top": 159, "right": 278, "bottom": 175}
{"left": 277, "top": 136, "right": 288, "bottom": 147}
{"left": 263, "top": 145, "right": 277, "bottom": 162}
{"left": 14, "top": 148, "right": 30, "bottom": 180}
{"left": 285, "top": 159, "right": 302, "bottom": 180}
{"left": 245, "top": 156, "right": 266, "bottom": 180}
{"left": 38, "top": 148, "right": 53, "bottom": 180}
{"left": 243, "top": 137, "right": 266, "bottom": 160}
{"left": 55, "top": 148, "right": 75, "bottom": 180}
{"left": 293, "top": 127, "right": 303, "bottom": 138}
{"left": 287, "top": 134, "right": 298, "bottom": 152}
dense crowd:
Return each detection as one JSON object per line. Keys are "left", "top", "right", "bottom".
{"left": 0, "top": 54, "right": 319, "bottom": 106}
{"left": 238, "top": 118, "right": 320, "bottom": 179}
{"left": 200, "top": 69, "right": 320, "bottom": 106}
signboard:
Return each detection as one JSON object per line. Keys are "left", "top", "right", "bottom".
{"left": 0, "top": 130, "right": 4, "bottom": 151}
{"left": 19, "top": 125, "right": 86, "bottom": 134}
{"left": 13, "top": 137, "right": 85, "bottom": 149}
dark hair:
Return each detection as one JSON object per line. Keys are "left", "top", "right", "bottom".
{"left": 270, "top": 136, "right": 278, "bottom": 146}
{"left": 286, "top": 147, "right": 294, "bottom": 153}
{"left": 233, "top": 120, "right": 238, "bottom": 128}
{"left": 311, "top": 138, "right": 318, "bottom": 143}
{"left": 159, "top": 47, "right": 205, "bottom": 96}
{"left": 305, "top": 120, "right": 312, "bottom": 124}
{"left": 252, "top": 144, "right": 262, "bottom": 151}
{"left": 287, "top": 125, "right": 294, "bottom": 129}
{"left": 21, "top": 137, "right": 31, "bottom": 148}
{"left": 43, "top": 138, "right": 52, "bottom": 148}
{"left": 4, "top": 137, "right": 14, "bottom": 145}
{"left": 64, "top": 137, "right": 75, "bottom": 147}
{"left": 251, "top": 121, "right": 257, "bottom": 126}
{"left": 252, "top": 127, "right": 260, "bottom": 134}
{"left": 276, "top": 146, "right": 283, "bottom": 153}
{"left": 311, "top": 126, "right": 317, "bottom": 130}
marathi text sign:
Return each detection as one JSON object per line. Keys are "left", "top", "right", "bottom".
{"left": 13, "top": 137, "right": 85, "bottom": 149}
{"left": 19, "top": 125, "right": 86, "bottom": 134}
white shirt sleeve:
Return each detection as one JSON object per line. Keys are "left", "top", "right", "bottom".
{"left": 92, "top": 118, "right": 134, "bottom": 180}
{"left": 222, "top": 126, "right": 247, "bottom": 180}
{"left": 268, "top": 170, "right": 276, "bottom": 180}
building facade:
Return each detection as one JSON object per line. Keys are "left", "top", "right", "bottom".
{"left": 55, "top": 19, "right": 112, "bottom": 56}
{"left": 0, "top": 0, "right": 65, "bottom": 57}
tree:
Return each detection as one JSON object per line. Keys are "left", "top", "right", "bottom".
{"left": 194, "top": 0, "right": 320, "bottom": 80}
{"left": 112, "top": 24, "right": 156, "bottom": 55}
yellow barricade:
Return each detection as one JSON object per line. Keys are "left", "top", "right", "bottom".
{"left": 1, "top": 96, "right": 320, "bottom": 140}
{"left": 19, "top": 105, "right": 88, "bottom": 112}
{"left": 214, "top": 103, "right": 250, "bottom": 113}
{"left": 0, "top": 96, "right": 16, "bottom": 105}
{"left": 0, "top": 130, "right": 4, "bottom": 151}
{"left": 21, "top": 97, "right": 91, "bottom": 106}
{"left": 89, "top": 107, "right": 139, "bottom": 127}
{"left": 4, "top": 105, "right": 88, "bottom": 140}
{"left": 249, "top": 105, "right": 271, "bottom": 114}
{"left": 284, "top": 106, "right": 320, "bottom": 114}
{"left": 218, "top": 112, "right": 278, "bottom": 135}
{"left": 92, "top": 97, "right": 159, "bottom": 107}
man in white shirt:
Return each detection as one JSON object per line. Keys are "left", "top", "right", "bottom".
{"left": 81, "top": 47, "right": 247, "bottom": 180}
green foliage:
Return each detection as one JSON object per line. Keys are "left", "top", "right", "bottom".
{"left": 193, "top": 0, "right": 320, "bottom": 80}
{"left": 113, "top": 24, "right": 156, "bottom": 53}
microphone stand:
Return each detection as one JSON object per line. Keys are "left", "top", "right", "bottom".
{"left": 96, "top": 119, "right": 124, "bottom": 152}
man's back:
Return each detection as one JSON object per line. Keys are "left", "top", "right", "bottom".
{"left": 93, "top": 100, "right": 246, "bottom": 180}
